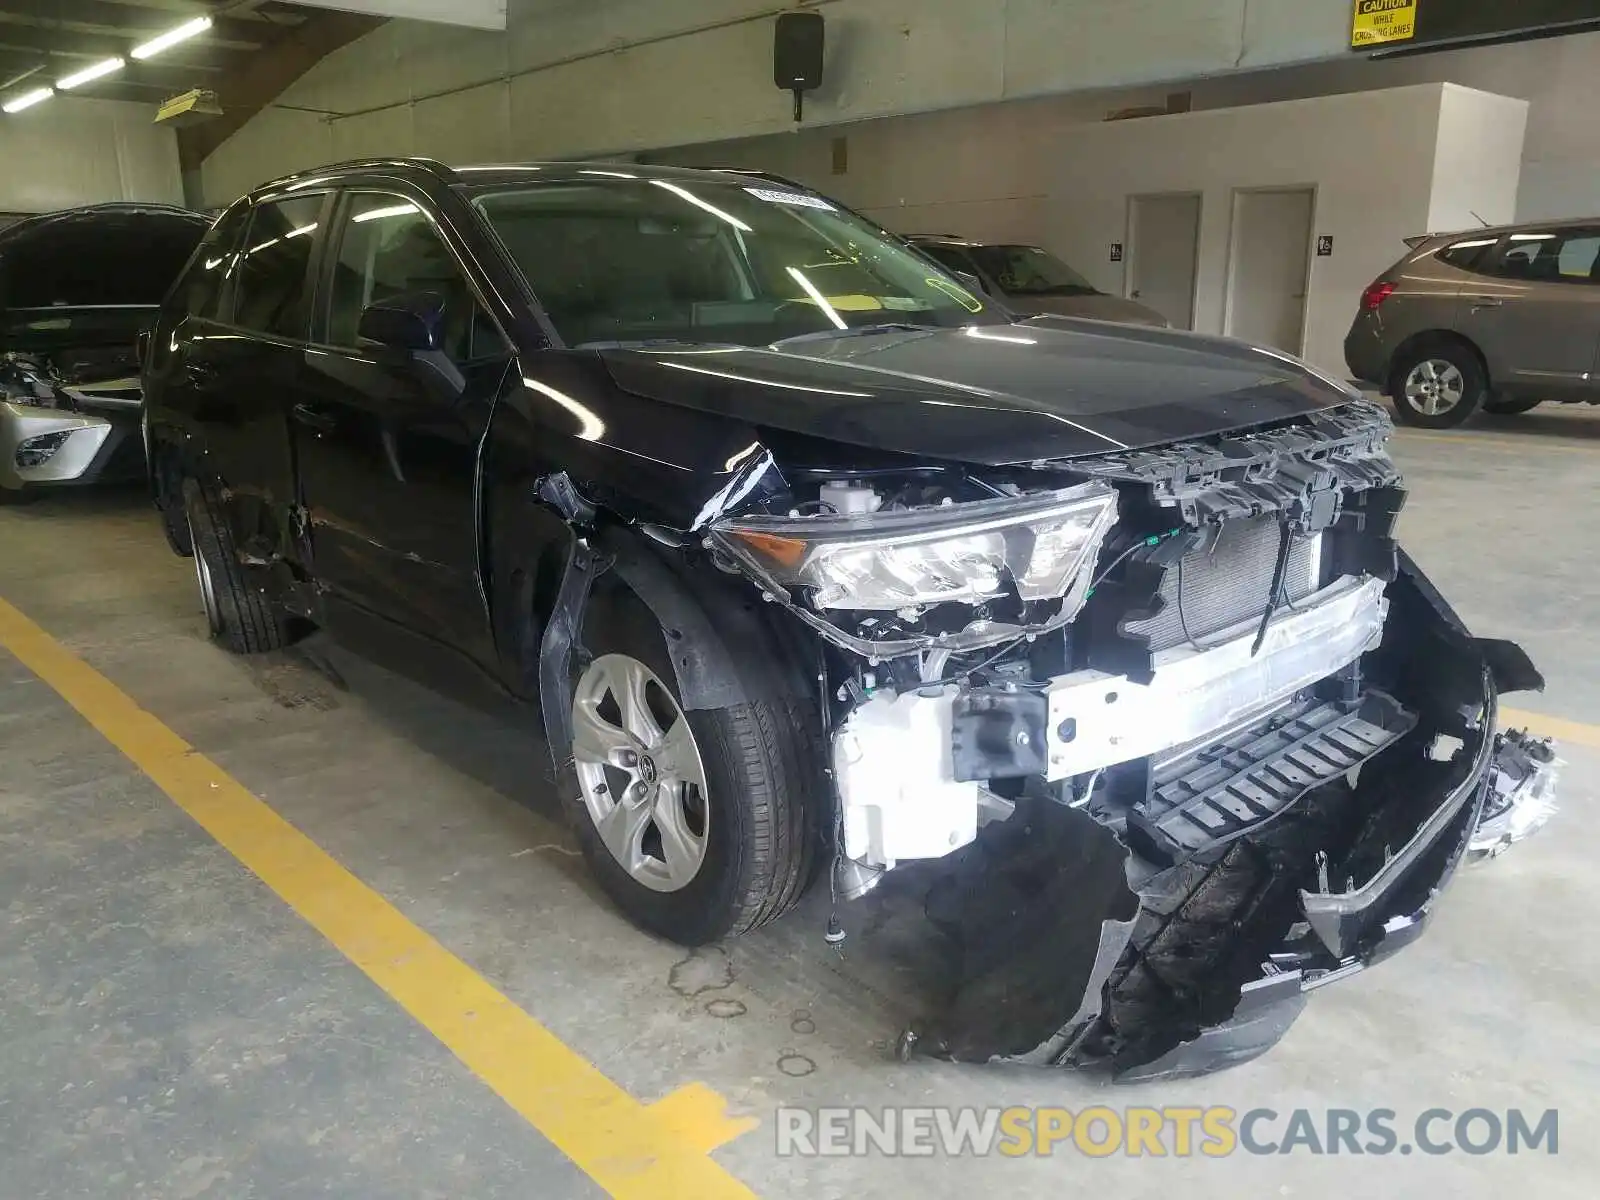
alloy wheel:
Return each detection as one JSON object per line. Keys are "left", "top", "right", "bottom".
{"left": 187, "top": 511, "right": 222, "bottom": 635}
{"left": 1403, "top": 359, "right": 1466, "bottom": 416}
{"left": 572, "top": 653, "right": 710, "bottom": 893}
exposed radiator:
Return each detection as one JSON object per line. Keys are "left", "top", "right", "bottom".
{"left": 1126, "top": 516, "right": 1324, "bottom": 652}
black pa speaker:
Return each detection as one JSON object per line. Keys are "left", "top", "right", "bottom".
{"left": 774, "top": 11, "right": 825, "bottom": 121}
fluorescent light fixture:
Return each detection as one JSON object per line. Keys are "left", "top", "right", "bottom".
{"left": 132, "top": 16, "right": 213, "bottom": 61}
{"left": 285, "top": 224, "right": 319, "bottom": 239}
{"left": 785, "top": 267, "right": 848, "bottom": 330}
{"left": 353, "top": 203, "right": 420, "bottom": 223}
{"left": 651, "top": 180, "right": 753, "bottom": 232}
{"left": 1510, "top": 232, "right": 1557, "bottom": 241}
{"left": 3, "top": 87, "right": 53, "bottom": 114}
{"left": 57, "top": 57, "right": 125, "bottom": 90}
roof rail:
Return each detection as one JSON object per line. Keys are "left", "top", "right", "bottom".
{"left": 258, "top": 157, "right": 459, "bottom": 194}
{"left": 707, "top": 167, "right": 811, "bottom": 189}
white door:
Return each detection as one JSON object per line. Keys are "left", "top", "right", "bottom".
{"left": 1128, "top": 194, "right": 1201, "bottom": 329}
{"left": 1227, "top": 188, "right": 1315, "bottom": 355}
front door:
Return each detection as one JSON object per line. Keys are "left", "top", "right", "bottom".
{"left": 292, "top": 190, "right": 513, "bottom": 670}
{"left": 1128, "top": 193, "right": 1201, "bottom": 330}
{"left": 1457, "top": 225, "right": 1600, "bottom": 400}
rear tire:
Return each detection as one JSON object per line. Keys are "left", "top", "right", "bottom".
{"left": 1484, "top": 397, "right": 1542, "bottom": 416}
{"left": 1388, "top": 341, "right": 1487, "bottom": 429}
{"left": 561, "top": 582, "right": 819, "bottom": 945}
{"left": 183, "top": 478, "right": 284, "bottom": 655}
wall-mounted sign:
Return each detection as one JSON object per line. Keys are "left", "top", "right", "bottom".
{"left": 1110, "top": 243, "right": 1124, "bottom": 262}
{"left": 1351, "top": 0, "right": 1417, "bottom": 48}
{"left": 1354, "top": 0, "right": 1600, "bottom": 56}
{"left": 1317, "top": 235, "right": 1335, "bottom": 257}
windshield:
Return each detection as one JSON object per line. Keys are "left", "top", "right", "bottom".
{"left": 968, "top": 245, "right": 1099, "bottom": 297}
{"left": 471, "top": 178, "right": 996, "bottom": 348}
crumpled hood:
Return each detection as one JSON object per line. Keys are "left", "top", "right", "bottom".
{"left": 600, "top": 320, "right": 1358, "bottom": 466}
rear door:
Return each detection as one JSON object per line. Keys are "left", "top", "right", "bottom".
{"left": 173, "top": 193, "right": 330, "bottom": 535}
{"left": 1457, "top": 225, "right": 1600, "bottom": 399}
{"left": 292, "top": 188, "right": 513, "bottom": 668}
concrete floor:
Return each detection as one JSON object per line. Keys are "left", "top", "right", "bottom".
{"left": 2, "top": 408, "right": 1598, "bottom": 1197}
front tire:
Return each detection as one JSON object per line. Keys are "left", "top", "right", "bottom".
{"left": 561, "top": 583, "right": 819, "bottom": 945}
{"left": 1389, "top": 342, "right": 1487, "bottom": 428}
{"left": 183, "top": 478, "right": 284, "bottom": 654}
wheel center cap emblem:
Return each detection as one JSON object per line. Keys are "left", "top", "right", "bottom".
{"left": 638, "top": 756, "right": 659, "bottom": 784}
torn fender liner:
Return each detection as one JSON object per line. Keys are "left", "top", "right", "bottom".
{"left": 913, "top": 798, "right": 1139, "bottom": 1064}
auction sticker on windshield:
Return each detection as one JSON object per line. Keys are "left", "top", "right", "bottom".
{"left": 1351, "top": 0, "right": 1416, "bottom": 47}
{"left": 744, "top": 187, "right": 836, "bottom": 210}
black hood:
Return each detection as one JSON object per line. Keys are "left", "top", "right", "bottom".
{"left": 599, "top": 319, "right": 1359, "bottom": 466}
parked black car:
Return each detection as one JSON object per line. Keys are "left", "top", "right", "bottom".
{"left": 0, "top": 203, "right": 209, "bottom": 501}
{"left": 144, "top": 159, "right": 1551, "bottom": 1080}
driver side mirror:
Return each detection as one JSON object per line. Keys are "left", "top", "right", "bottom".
{"left": 358, "top": 290, "right": 446, "bottom": 354}
{"left": 357, "top": 290, "right": 465, "bottom": 402}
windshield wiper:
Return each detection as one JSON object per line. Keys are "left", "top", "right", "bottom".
{"left": 770, "top": 322, "right": 941, "bottom": 348}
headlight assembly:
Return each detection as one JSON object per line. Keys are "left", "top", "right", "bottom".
{"left": 710, "top": 482, "right": 1117, "bottom": 612}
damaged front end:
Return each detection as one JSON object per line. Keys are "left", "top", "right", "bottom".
{"left": 698, "top": 399, "right": 1554, "bottom": 1079}
{"left": 0, "top": 351, "right": 144, "bottom": 491}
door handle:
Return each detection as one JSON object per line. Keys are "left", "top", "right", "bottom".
{"left": 292, "top": 403, "right": 337, "bottom": 433}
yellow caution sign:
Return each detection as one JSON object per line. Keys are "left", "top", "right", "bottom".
{"left": 1352, "top": 0, "right": 1417, "bottom": 47}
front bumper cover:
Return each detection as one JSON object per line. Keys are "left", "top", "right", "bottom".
{"left": 902, "top": 553, "right": 1547, "bottom": 1080}
{"left": 0, "top": 401, "right": 141, "bottom": 492}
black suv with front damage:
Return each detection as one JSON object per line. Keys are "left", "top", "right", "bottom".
{"left": 143, "top": 159, "right": 1554, "bottom": 1080}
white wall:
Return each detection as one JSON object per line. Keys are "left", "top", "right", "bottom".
{"left": 0, "top": 98, "right": 183, "bottom": 212}
{"left": 198, "top": 0, "right": 1357, "bottom": 205}
{"left": 1041, "top": 85, "right": 1525, "bottom": 378}
{"left": 1178, "top": 29, "right": 1600, "bottom": 221}
{"left": 1427, "top": 86, "right": 1528, "bottom": 234}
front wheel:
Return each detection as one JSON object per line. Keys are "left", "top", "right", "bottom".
{"left": 1484, "top": 397, "right": 1542, "bottom": 416}
{"left": 1389, "top": 343, "right": 1487, "bottom": 429}
{"left": 561, "top": 584, "right": 819, "bottom": 945}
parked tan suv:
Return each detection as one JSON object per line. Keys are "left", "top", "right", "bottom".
{"left": 1346, "top": 220, "right": 1600, "bottom": 428}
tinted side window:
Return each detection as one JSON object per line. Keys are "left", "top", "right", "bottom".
{"left": 175, "top": 207, "right": 249, "bottom": 320}
{"left": 1436, "top": 238, "right": 1498, "bottom": 274}
{"left": 229, "top": 196, "right": 324, "bottom": 338}
{"left": 1556, "top": 230, "right": 1600, "bottom": 282}
{"left": 1492, "top": 227, "right": 1600, "bottom": 284}
{"left": 326, "top": 192, "right": 495, "bottom": 362}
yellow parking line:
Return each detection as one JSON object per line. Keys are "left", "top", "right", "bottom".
{"left": 1503, "top": 706, "right": 1600, "bottom": 750}
{"left": 1395, "top": 431, "right": 1595, "bottom": 455}
{"left": 0, "top": 595, "right": 758, "bottom": 1200}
